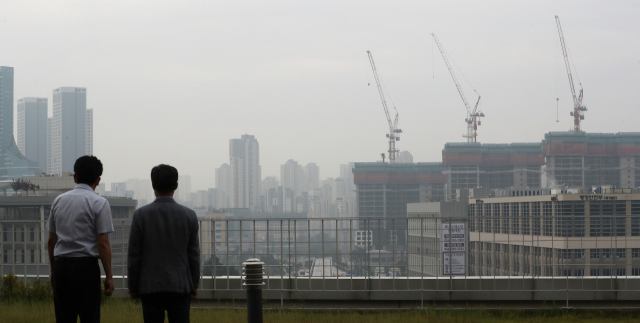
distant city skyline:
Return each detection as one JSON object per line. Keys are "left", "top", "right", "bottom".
{"left": 3, "top": 2, "right": 639, "bottom": 190}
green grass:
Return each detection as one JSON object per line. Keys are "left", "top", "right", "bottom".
{"left": 2, "top": 300, "right": 640, "bottom": 323}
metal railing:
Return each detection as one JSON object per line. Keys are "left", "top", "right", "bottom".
{"left": 3, "top": 216, "right": 640, "bottom": 299}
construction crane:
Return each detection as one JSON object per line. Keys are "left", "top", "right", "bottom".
{"left": 555, "top": 15, "right": 587, "bottom": 132}
{"left": 431, "top": 33, "right": 484, "bottom": 143}
{"left": 367, "top": 50, "right": 402, "bottom": 163}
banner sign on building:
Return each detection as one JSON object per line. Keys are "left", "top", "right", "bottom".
{"left": 442, "top": 221, "right": 466, "bottom": 275}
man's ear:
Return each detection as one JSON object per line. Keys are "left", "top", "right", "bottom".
{"left": 73, "top": 174, "right": 78, "bottom": 184}
{"left": 174, "top": 182, "right": 179, "bottom": 191}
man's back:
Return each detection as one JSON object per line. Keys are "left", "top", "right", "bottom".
{"left": 128, "top": 197, "right": 200, "bottom": 295}
{"left": 49, "top": 184, "right": 112, "bottom": 257}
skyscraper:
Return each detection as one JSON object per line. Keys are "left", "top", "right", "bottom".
{"left": 281, "top": 159, "right": 304, "bottom": 195}
{"left": 86, "top": 108, "right": 93, "bottom": 156}
{"left": 17, "top": 97, "right": 48, "bottom": 172}
{"left": 47, "top": 118, "right": 52, "bottom": 174}
{"left": 176, "top": 175, "right": 192, "bottom": 203}
{"left": 216, "top": 163, "right": 231, "bottom": 208}
{"left": 229, "top": 135, "right": 261, "bottom": 210}
{"left": 0, "top": 66, "right": 40, "bottom": 180}
{"left": 50, "top": 87, "right": 87, "bottom": 174}
{"left": 304, "top": 162, "right": 320, "bottom": 191}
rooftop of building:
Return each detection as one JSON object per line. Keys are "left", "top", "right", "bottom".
{"left": 543, "top": 131, "right": 640, "bottom": 143}
{"left": 442, "top": 142, "right": 543, "bottom": 154}
{"left": 353, "top": 162, "right": 446, "bottom": 173}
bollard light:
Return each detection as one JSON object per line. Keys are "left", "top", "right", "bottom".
{"left": 243, "top": 258, "right": 265, "bottom": 289}
{"left": 243, "top": 258, "right": 264, "bottom": 323}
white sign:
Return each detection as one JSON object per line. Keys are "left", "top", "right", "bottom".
{"left": 442, "top": 221, "right": 466, "bottom": 275}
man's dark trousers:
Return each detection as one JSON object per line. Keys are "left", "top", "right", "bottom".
{"left": 52, "top": 257, "right": 101, "bottom": 323}
{"left": 140, "top": 292, "right": 191, "bottom": 323}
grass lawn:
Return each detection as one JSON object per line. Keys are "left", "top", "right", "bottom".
{"left": 2, "top": 299, "right": 640, "bottom": 323}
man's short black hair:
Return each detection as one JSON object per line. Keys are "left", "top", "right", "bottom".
{"left": 151, "top": 164, "right": 178, "bottom": 194}
{"left": 74, "top": 156, "right": 103, "bottom": 185}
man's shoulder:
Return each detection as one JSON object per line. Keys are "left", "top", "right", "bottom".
{"left": 137, "top": 201, "right": 196, "bottom": 216}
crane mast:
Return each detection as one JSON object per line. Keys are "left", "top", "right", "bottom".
{"left": 367, "top": 51, "right": 402, "bottom": 162}
{"left": 555, "top": 15, "right": 587, "bottom": 132}
{"left": 431, "top": 34, "right": 484, "bottom": 142}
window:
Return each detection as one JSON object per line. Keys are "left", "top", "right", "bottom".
{"left": 575, "top": 269, "right": 584, "bottom": 276}
{"left": 591, "top": 249, "right": 600, "bottom": 259}
{"left": 603, "top": 249, "right": 612, "bottom": 259}
{"left": 617, "top": 248, "right": 626, "bottom": 259}
{"left": 603, "top": 268, "right": 612, "bottom": 276}
{"left": 590, "top": 269, "right": 600, "bottom": 276}
{"left": 632, "top": 268, "right": 640, "bottom": 276}
{"left": 616, "top": 268, "right": 626, "bottom": 276}
{"left": 30, "top": 250, "right": 34, "bottom": 263}
{"left": 562, "top": 250, "right": 572, "bottom": 259}
{"left": 633, "top": 248, "right": 640, "bottom": 258}
{"left": 574, "top": 249, "right": 585, "bottom": 259}
{"left": 563, "top": 269, "right": 571, "bottom": 276}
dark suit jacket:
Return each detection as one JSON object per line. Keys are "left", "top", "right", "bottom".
{"left": 127, "top": 196, "right": 200, "bottom": 295}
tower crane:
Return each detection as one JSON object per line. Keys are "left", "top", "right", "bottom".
{"left": 367, "top": 51, "right": 402, "bottom": 163}
{"left": 555, "top": 15, "right": 587, "bottom": 132}
{"left": 431, "top": 33, "right": 484, "bottom": 143}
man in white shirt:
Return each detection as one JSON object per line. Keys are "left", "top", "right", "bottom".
{"left": 47, "top": 156, "right": 114, "bottom": 323}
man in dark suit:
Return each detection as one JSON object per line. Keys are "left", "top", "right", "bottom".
{"left": 128, "top": 164, "right": 200, "bottom": 323}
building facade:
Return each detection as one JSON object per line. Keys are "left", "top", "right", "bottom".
{"left": 442, "top": 142, "right": 544, "bottom": 199}
{"left": 229, "top": 135, "right": 261, "bottom": 211}
{"left": 0, "top": 67, "right": 41, "bottom": 180}
{"left": 17, "top": 98, "right": 48, "bottom": 173}
{"left": 86, "top": 108, "right": 93, "bottom": 156}
{"left": 353, "top": 162, "right": 448, "bottom": 249}
{"left": 467, "top": 190, "right": 640, "bottom": 277}
{"left": 543, "top": 132, "right": 640, "bottom": 189}
{"left": 50, "top": 87, "right": 87, "bottom": 174}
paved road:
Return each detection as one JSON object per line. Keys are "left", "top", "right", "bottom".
{"left": 311, "top": 257, "right": 336, "bottom": 277}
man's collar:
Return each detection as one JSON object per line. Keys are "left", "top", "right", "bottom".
{"left": 75, "top": 183, "right": 95, "bottom": 192}
{"left": 153, "top": 196, "right": 176, "bottom": 203}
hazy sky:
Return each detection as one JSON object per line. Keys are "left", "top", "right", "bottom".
{"left": 2, "top": 1, "right": 639, "bottom": 190}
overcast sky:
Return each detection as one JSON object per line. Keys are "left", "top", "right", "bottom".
{"left": 2, "top": 1, "right": 639, "bottom": 190}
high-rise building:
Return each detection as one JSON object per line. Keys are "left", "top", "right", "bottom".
{"left": 340, "top": 163, "right": 357, "bottom": 217}
{"left": 441, "top": 142, "right": 544, "bottom": 199}
{"left": 17, "top": 97, "right": 48, "bottom": 173}
{"left": 86, "top": 109, "right": 93, "bottom": 156}
{"left": 47, "top": 118, "right": 52, "bottom": 174}
{"left": 0, "top": 66, "right": 40, "bottom": 180}
{"left": 111, "top": 182, "right": 127, "bottom": 197}
{"left": 397, "top": 151, "right": 414, "bottom": 163}
{"left": 542, "top": 132, "right": 640, "bottom": 189}
{"left": 262, "top": 176, "right": 279, "bottom": 193}
{"left": 176, "top": 175, "right": 192, "bottom": 203}
{"left": 50, "top": 87, "right": 87, "bottom": 174}
{"left": 281, "top": 159, "right": 304, "bottom": 195}
{"left": 216, "top": 163, "right": 231, "bottom": 208}
{"left": 229, "top": 135, "right": 261, "bottom": 211}
{"left": 305, "top": 163, "right": 320, "bottom": 191}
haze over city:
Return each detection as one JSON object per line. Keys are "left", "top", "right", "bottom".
{"left": 2, "top": 1, "right": 639, "bottom": 190}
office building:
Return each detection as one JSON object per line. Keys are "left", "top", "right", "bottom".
{"left": 86, "top": 109, "right": 93, "bottom": 156}
{"left": 353, "top": 162, "right": 448, "bottom": 249}
{"left": 442, "top": 142, "right": 544, "bottom": 199}
{"left": 467, "top": 189, "right": 640, "bottom": 277}
{"left": 17, "top": 98, "right": 48, "bottom": 172}
{"left": 543, "top": 132, "right": 640, "bottom": 189}
{"left": 0, "top": 67, "right": 40, "bottom": 180}
{"left": 50, "top": 87, "right": 87, "bottom": 174}
{"left": 229, "top": 135, "right": 261, "bottom": 211}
